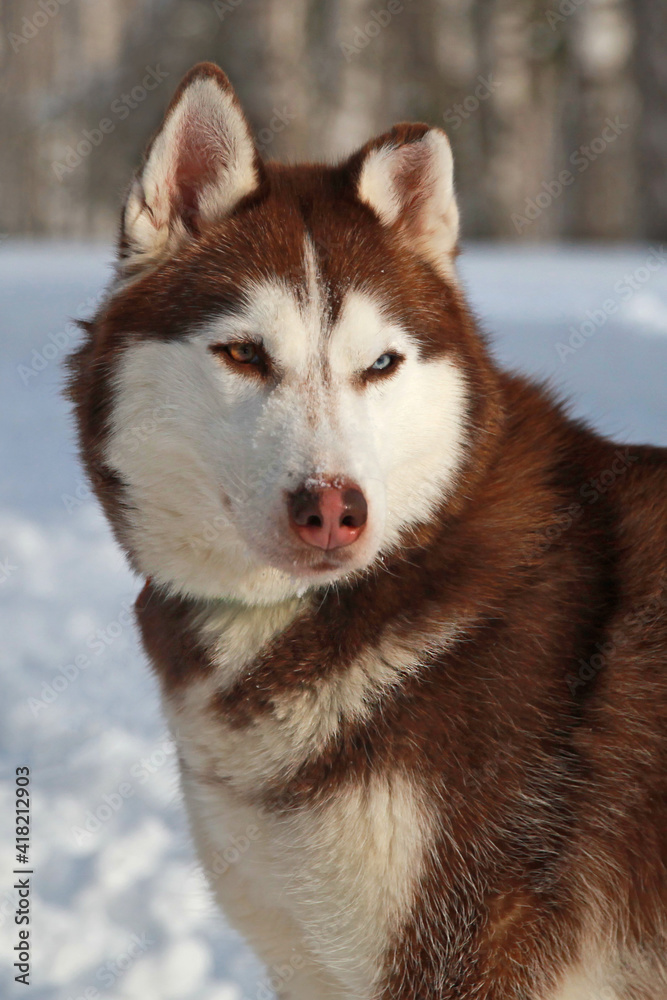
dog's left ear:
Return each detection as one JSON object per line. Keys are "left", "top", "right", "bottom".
{"left": 352, "top": 124, "right": 459, "bottom": 278}
{"left": 121, "top": 62, "right": 261, "bottom": 270}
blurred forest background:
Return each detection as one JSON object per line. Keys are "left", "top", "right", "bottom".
{"left": 1, "top": 0, "right": 666, "bottom": 242}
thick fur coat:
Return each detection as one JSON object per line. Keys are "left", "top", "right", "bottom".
{"left": 69, "top": 64, "right": 667, "bottom": 999}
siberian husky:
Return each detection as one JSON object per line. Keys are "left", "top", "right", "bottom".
{"left": 69, "top": 63, "right": 667, "bottom": 999}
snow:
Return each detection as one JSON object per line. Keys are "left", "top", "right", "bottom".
{"left": 1, "top": 241, "right": 666, "bottom": 999}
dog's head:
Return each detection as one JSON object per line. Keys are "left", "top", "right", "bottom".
{"left": 70, "top": 63, "right": 499, "bottom": 604}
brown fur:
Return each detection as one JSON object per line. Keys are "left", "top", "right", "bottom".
{"left": 68, "top": 64, "right": 667, "bottom": 999}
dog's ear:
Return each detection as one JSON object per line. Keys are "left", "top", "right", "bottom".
{"left": 120, "top": 63, "right": 261, "bottom": 270}
{"left": 352, "top": 124, "right": 459, "bottom": 278}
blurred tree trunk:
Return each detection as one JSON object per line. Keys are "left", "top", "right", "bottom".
{"left": 315, "top": 0, "right": 405, "bottom": 159}
{"left": 470, "top": 0, "right": 567, "bottom": 241}
{"left": 632, "top": 0, "right": 667, "bottom": 241}
{"left": 563, "top": 0, "right": 637, "bottom": 240}
{"left": 251, "top": 0, "right": 312, "bottom": 159}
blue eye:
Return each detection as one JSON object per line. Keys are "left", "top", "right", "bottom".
{"left": 367, "top": 353, "right": 402, "bottom": 377}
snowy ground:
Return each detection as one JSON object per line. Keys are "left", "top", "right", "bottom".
{"left": 1, "top": 242, "right": 666, "bottom": 1000}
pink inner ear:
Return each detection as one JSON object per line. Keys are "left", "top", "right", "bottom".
{"left": 173, "top": 116, "right": 227, "bottom": 233}
{"left": 392, "top": 143, "right": 434, "bottom": 232}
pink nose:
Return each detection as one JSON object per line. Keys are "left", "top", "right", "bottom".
{"left": 288, "top": 482, "right": 368, "bottom": 550}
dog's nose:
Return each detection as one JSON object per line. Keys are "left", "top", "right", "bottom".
{"left": 288, "top": 482, "right": 367, "bottom": 550}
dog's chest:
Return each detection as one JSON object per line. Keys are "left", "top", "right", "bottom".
{"left": 162, "top": 600, "right": 438, "bottom": 995}
{"left": 179, "top": 760, "right": 433, "bottom": 996}
{"left": 165, "top": 595, "right": 446, "bottom": 792}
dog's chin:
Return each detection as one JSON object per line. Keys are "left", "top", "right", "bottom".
{"left": 260, "top": 540, "right": 377, "bottom": 591}
{"left": 277, "top": 553, "right": 366, "bottom": 584}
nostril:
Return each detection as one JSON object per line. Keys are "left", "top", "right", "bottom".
{"left": 288, "top": 481, "right": 367, "bottom": 550}
{"left": 289, "top": 488, "right": 322, "bottom": 528}
{"left": 341, "top": 488, "right": 368, "bottom": 530}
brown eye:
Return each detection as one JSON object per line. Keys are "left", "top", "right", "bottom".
{"left": 226, "top": 342, "right": 259, "bottom": 364}
{"left": 209, "top": 341, "right": 270, "bottom": 376}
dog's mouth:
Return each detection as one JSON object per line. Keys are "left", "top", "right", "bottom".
{"left": 260, "top": 535, "right": 369, "bottom": 583}
{"left": 285, "top": 546, "right": 358, "bottom": 576}
{"left": 299, "top": 556, "right": 351, "bottom": 575}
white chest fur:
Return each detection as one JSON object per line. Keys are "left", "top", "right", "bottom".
{"left": 180, "top": 765, "right": 433, "bottom": 999}
{"left": 164, "top": 599, "right": 441, "bottom": 999}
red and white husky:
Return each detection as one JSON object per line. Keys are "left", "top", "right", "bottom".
{"left": 69, "top": 64, "right": 667, "bottom": 998}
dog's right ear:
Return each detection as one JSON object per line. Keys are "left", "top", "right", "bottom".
{"left": 120, "top": 63, "right": 262, "bottom": 270}
{"left": 351, "top": 123, "right": 459, "bottom": 281}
